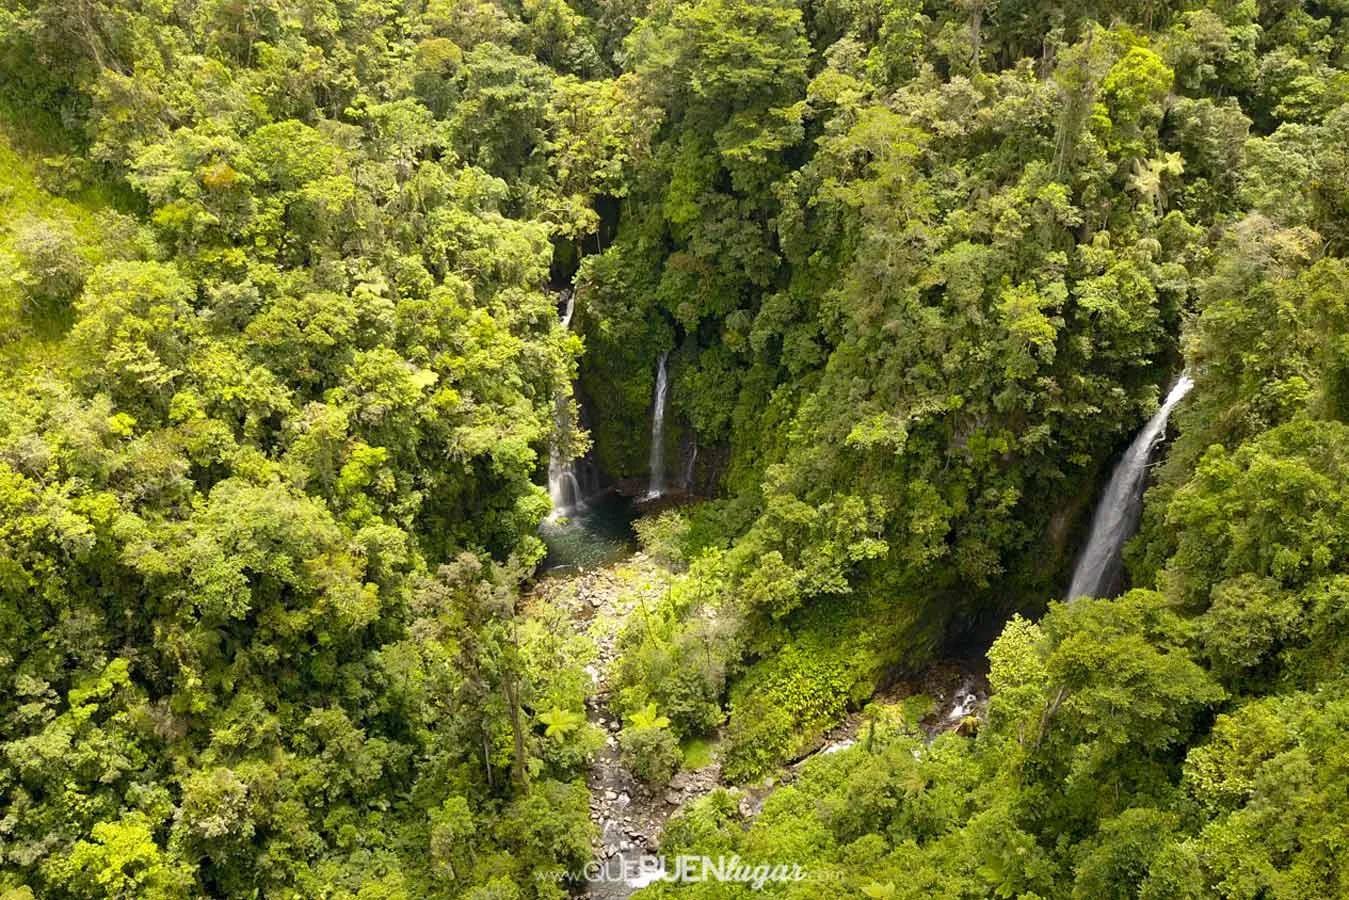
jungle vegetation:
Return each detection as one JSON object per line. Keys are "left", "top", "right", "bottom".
{"left": 0, "top": 0, "right": 1347, "bottom": 897}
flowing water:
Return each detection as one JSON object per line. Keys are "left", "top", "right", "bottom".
{"left": 548, "top": 290, "right": 585, "bottom": 519}
{"left": 560, "top": 288, "right": 575, "bottom": 329}
{"left": 547, "top": 391, "right": 587, "bottom": 519}
{"left": 644, "top": 352, "right": 670, "bottom": 499}
{"left": 535, "top": 548, "right": 992, "bottom": 899}
{"left": 547, "top": 449, "right": 587, "bottom": 518}
{"left": 1066, "top": 374, "right": 1194, "bottom": 600}
{"left": 682, "top": 443, "right": 697, "bottom": 491}
{"left": 532, "top": 557, "right": 687, "bottom": 900}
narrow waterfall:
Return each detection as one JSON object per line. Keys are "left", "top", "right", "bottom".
{"left": 1066, "top": 374, "right": 1194, "bottom": 600}
{"left": 682, "top": 442, "right": 698, "bottom": 490}
{"left": 559, "top": 289, "right": 575, "bottom": 330}
{"left": 547, "top": 291, "right": 584, "bottom": 520}
{"left": 645, "top": 352, "right": 670, "bottom": 499}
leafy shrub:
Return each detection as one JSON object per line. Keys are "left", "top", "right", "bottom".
{"left": 494, "top": 779, "right": 593, "bottom": 893}
{"left": 634, "top": 509, "right": 692, "bottom": 568}
{"left": 679, "top": 736, "right": 714, "bottom": 769}
{"left": 722, "top": 628, "right": 883, "bottom": 782}
{"left": 659, "top": 789, "right": 743, "bottom": 856}
{"left": 618, "top": 704, "right": 681, "bottom": 786}
{"left": 12, "top": 215, "right": 86, "bottom": 310}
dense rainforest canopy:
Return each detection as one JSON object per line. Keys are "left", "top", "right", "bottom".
{"left": 0, "top": 0, "right": 1347, "bottom": 897}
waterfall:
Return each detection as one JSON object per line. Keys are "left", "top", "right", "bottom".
{"left": 547, "top": 440, "right": 586, "bottom": 519}
{"left": 547, "top": 391, "right": 587, "bottom": 520}
{"left": 1066, "top": 374, "right": 1194, "bottom": 600}
{"left": 559, "top": 289, "right": 575, "bottom": 330}
{"left": 682, "top": 442, "right": 698, "bottom": 491}
{"left": 645, "top": 352, "right": 670, "bottom": 499}
{"left": 547, "top": 290, "right": 585, "bottom": 520}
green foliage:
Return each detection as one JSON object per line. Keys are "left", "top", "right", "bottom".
{"left": 679, "top": 736, "right": 715, "bottom": 769}
{"left": 626, "top": 0, "right": 1349, "bottom": 875}
{"left": 634, "top": 509, "right": 694, "bottom": 568}
{"left": 619, "top": 722, "right": 682, "bottom": 787}
{"left": 611, "top": 554, "right": 740, "bottom": 736}
{"left": 46, "top": 813, "right": 195, "bottom": 900}
{"left": 10, "top": 215, "right": 87, "bottom": 312}
{"left": 538, "top": 706, "right": 585, "bottom": 740}
{"left": 0, "top": 0, "right": 597, "bottom": 892}
{"left": 2, "top": 0, "right": 1349, "bottom": 897}
{"left": 721, "top": 598, "right": 901, "bottom": 780}
{"left": 629, "top": 701, "right": 672, "bottom": 731}
{"left": 1171, "top": 687, "right": 1349, "bottom": 899}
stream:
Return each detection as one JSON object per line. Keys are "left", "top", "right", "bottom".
{"left": 531, "top": 552, "right": 710, "bottom": 900}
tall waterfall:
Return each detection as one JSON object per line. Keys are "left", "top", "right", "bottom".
{"left": 547, "top": 291, "right": 584, "bottom": 519}
{"left": 1066, "top": 374, "right": 1194, "bottom": 600}
{"left": 645, "top": 352, "right": 670, "bottom": 499}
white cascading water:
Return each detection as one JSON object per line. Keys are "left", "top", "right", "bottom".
{"left": 547, "top": 291, "right": 584, "bottom": 520}
{"left": 547, "top": 430, "right": 585, "bottom": 519}
{"left": 644, "top": 352, "right": 670, "bottom": 499}
{"left": 560, "top": 288, "right": 575, "bottom": 330}
{"left": 1066, "top": 373, "right": 1194, "bottom": 600}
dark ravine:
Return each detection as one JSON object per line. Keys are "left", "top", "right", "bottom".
{"left": 546, "top": 306, "right": 1187, "bottom": 899}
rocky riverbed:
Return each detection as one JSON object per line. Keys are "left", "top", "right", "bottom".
{"left": 532, "top": 555, "right": 709, "bottom": 899}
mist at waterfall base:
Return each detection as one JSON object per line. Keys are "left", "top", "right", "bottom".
{"left": 1066, "top": 374, "right": 1195, "bottom": 601}
{"left": 542, "top": 417, "right": 635, "bottom": 572}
